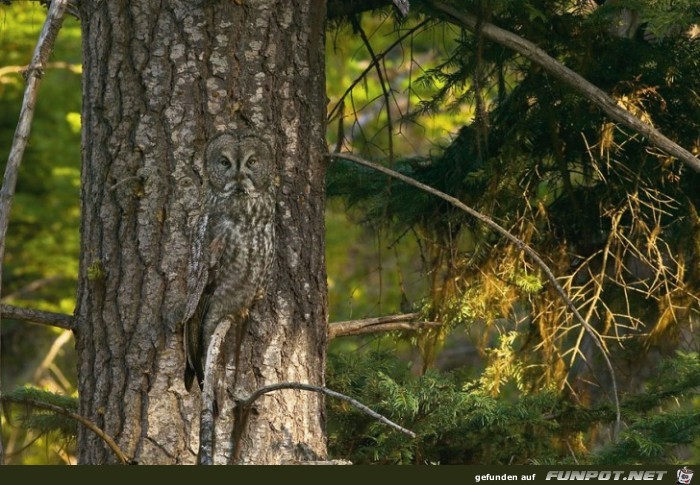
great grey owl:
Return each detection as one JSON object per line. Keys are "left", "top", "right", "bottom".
{"left": 183, "top": 131, "right": 276, "bottom": 391}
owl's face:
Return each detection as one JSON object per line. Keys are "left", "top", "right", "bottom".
{"left": 204, "top": 132, "right": 273, "bottom": 197}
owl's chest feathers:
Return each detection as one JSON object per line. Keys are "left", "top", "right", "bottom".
{"left": 205, "top": 193, "right": 275, "bottom": 300}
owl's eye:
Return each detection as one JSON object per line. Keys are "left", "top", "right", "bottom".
{"left": 219, "top": 157, "right": 231, "bottom": 169}
{"left": 247, "top": 157, "right": 257, "bottom": 167}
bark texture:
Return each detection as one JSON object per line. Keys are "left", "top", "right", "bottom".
{"left": 76, "top": 0, "right": 328, "bottom": 464}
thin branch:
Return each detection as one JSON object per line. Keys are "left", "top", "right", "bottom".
{"left": 352, "top": 16, "right": 395, "bottom": 163}
{"left": 328, "top": 151, "right": 622, "bottom": 434}
{"left": 197, "top": 316, "right": 233, "bottom": 465}
{"left": 330, "top": 312, "right": 442, "bottom": 338}
{"left": 328, "top": 19, "right": 431, "bottom": 122}
{"left": 1, "top": 396, "right": 130, "bottom": 464}
{"left": 0, "top": 304, "right": 75, "bottom": 331}
{"left": 237, "top": 382, "right": 416, "bottom": 438}
{"left": 0, "top": 0, "right": 70, "bottom": 465}
{"left": 427, "top": 0, "right": 700, "bottom": 174}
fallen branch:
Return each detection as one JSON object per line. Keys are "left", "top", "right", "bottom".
{"left": 329, "top": 312, "right": 442, "bottom": 338}
{"left": 328, "top": 151, "right": 622, "bottom": 435}
{"left": 237, "top": 382, "right": 416, "bottom": 438}
{"left": 427, "top": 0, "right": 700, "bottom": 174}
{"left": 0, "top": 0, "right": 70, "bottom": 464}
{"left": 1, "top": 395, "right": 130, "bottom": 464}
{"left": 0, "top": 304, "right": 75, "bottom": 331}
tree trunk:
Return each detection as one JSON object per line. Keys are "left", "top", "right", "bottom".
{"left": 76, "top": 0, "right": 328, "bottom": 464}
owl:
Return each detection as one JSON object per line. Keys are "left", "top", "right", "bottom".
{"left": 183, "top": 131, "right": 276, "bottom": 391}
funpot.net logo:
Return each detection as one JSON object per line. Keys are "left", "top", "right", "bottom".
{"left": 545, "top": 470, "right": 669, "bottom": 481}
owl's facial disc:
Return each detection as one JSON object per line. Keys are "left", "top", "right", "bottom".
{"left": 220, "top": 149, "right": 257, "bottom": 197}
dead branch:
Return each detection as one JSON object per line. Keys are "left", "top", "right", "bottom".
{"left": 427, "top": 0, "right": 700, "bottom": 174}
{"left": 197, "top": 316, "right": 233, "bottom": 465}
{"left": 237, "top": 382, "right": 416, "bottom": 438}
{"left": 0, "top": 304, "right": 75, "bottom": 331}
{"left": 329, "top": 312, "right": 442, "bottom": 338}
{"left": 1, "top": 395, "right": 130, "bottom": 464}
{"left": 0, "top": 0, "right": 70, "bottom": 464}
{"left": 328, "top": 151, "right": 622, "bottom": 434}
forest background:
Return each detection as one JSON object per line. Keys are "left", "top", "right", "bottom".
{"left": 1, "top": 0, "right": 699, "bottom": 465}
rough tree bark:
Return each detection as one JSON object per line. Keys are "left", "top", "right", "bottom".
{"left": 76, "top": 0, "right": 328, "bottom": 464}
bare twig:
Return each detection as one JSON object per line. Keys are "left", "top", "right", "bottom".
{"left": 32, "top": 330, "right": 73, "bottom": 384}
{"left": 352, "top": 17, "right": 396, "bottom": 163}
{"left": 0, "top": 0, "right": 70, "bottom": 464}
{"left": 328, "top": 151, "right": 622, "bottom": 434}
{"left": 1, "top": 395, "right": 130, "bottom": 464}
{"left": 427, "top": 0, "right": 700, "bottom": 174}
{"left": 0, "top": 304, "right": 75, "bottom": 331}
{"left": 330, "top": 312, "right": 442, "bottom": 338}
{"left": 237, "top": 382, "right": 417, "bottom": 438}
{"left": 328, "top": 19, "right": 431, "bottom": 122}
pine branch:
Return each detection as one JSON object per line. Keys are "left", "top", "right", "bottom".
{"left": 329, "top": 312, "right": 442, "bottom": 338}
{"left": 1, "top": 395, "right": 130, "bottom": 464}
{"left": 427, "top": 0, "right": 700, "bottom": 174}
{"left": 0, "top": 304, "right": 75, "bottom": 331}
{"left": 0, "top": 0, "right": 70, "bottom": 465}
{"left": 237, "top": 382, "right": 417, "bottom": 438}
{"left": 328, "top": 151, "right": 622, "bottom": 436}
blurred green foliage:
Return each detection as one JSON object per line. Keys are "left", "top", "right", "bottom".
{"left": 1, "top": 2, "right": 81, "bottom": 464}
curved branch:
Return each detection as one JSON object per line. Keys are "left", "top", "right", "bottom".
{"left": 427, "top": 0, "right": 700, "bottom": 174}
{"left": 328, "top": 151, "right": 622, "bottom": 434}
{"left": 197, "top": 316, "right": 233, "bottom": 465}
{"left": 1, "top": 396, "right": 130, "bottom": 465}
{"left": 238, "top": 382, "right": 416, "bottom": 438}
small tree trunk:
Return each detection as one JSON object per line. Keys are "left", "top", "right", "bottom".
{"left": 76, "top": 0, "right": 328, "bottom": 464}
